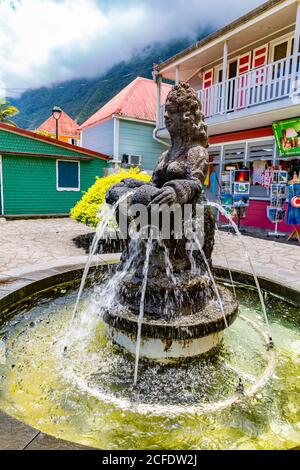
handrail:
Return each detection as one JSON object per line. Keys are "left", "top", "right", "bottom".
{"left": 157, "top": 53, "right": 300, "bottom": 129}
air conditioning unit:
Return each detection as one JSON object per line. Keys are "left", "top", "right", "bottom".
{"left": 130, "top": 155, "right": 142, "bottom": 166}
{"left": 122, "top": 154, "right": 142, "bottom": 166}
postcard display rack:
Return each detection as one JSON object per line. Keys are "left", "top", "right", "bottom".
{"left": 220, "top": 169, "right": 250, "bottom": 229}
{"left": 265, "top": 170, "right": 288, "bottom": 238}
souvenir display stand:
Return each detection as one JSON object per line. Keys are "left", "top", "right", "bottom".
{"left": 220, "top": 169, "right": 250, "bottom": 230}
{"left": 266, "top": 170, "right": 288, "bottom": 238}
{"left": 286, "top": 173, "right": 300, "bottom": 244}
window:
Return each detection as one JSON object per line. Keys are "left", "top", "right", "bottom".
{"left": 209, "top": 147, "right": 221, "bottom": 164}
{"left": 248, "top": 140, "right": 274, "bottom": 161}
{"left": 122, "top": 154, "right": 129, "bottom": 165}
{"left": 57, "top": 160, "right": 80, "bottom": 191}
{"left": 224, "top": 144, "right": 246, "bottom": 163}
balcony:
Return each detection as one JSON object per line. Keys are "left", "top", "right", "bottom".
{"left": 157, "top": 53, "right": 300, "bottom": 135}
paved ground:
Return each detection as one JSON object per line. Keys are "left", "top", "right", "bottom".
{"left": 0, "top": 217, "right": 300, "bottom": 291}
{"left": 0, "top": 218, "right": 92, "bottom": 273}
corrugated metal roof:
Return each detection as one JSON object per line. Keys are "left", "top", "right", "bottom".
{"left": 0, "top": 122, "right": 109, "bottom": 160}
{"left": 37, "top": 110, "right": 80, "bottom": 137}
{"left": 80, "top": 77, "right": 171, "bottom": 130}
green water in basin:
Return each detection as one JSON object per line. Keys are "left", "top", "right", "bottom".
{"left": 0, "top": 286, "right": 299, "bottom": 450}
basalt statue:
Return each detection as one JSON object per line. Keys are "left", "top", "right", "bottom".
{"left": 106, "top": 82, "right": 217, "bottom": 319}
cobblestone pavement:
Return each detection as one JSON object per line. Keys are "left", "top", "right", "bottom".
{"left": 0, "top": 218, "right": 300, "bottom": 290}
{"left": 0, "top": 218, "right": 92, "bottom": 273}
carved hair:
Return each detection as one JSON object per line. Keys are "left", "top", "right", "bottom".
{"left": 165, "top": 82, "right": 209, "bottom": 147}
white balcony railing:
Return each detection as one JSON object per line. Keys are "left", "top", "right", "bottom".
{"left": 158, "top": 53, "right": 300, "bottom": 129}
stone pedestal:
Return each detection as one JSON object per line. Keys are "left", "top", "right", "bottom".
{"left": 103, "top": 286, "right": 238, "bottom": 362}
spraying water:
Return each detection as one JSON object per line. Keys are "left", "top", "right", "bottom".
{"left": 133, "top": 230, "right": 154, "bottom": 386}
{"left": 207, "top": 201, "right": 271, "bottom": 337}
{"left": 192, "top": 232, "right": 228, "bottom": 329}
{"left": 215, "top": 223, "right": 236, "bottom": 299}
{"left": 63, "top": 192, "right": 132, "bottom": 352}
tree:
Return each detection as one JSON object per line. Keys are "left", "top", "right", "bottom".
{"left": 0, "top": 100, "right": 19, "bottom": 126}
{"left": 35, "top": 129, "right": 54, "bottom": 138}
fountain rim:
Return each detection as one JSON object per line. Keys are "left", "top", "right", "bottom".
{"left": 0, "top": 257, "right": 300, "bottom": 451}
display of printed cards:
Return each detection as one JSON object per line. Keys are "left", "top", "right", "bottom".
{"left": 233, "top": 182, "right": 250, "bottom": 195}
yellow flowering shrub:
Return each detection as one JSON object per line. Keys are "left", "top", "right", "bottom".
{"left": 70, "top": 167, "right": 151, "bottom": 227}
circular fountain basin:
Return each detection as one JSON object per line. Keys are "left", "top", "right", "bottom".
{"left": 104, "top": 286, "right": 238, "bottom": 362}
{"left": 0, "top": 268, "right": 300, "bottom": 450}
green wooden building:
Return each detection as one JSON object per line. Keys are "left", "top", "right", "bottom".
{"left": 0, "top": 123, "right": 108, "bottom": 216}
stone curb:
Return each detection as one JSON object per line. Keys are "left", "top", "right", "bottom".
{"left": 0, "top": 255, "right": 299, "bottom": 450}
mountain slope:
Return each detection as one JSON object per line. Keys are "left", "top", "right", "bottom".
{"left": 9, "top": 38, "right": 199, "bottom": 130}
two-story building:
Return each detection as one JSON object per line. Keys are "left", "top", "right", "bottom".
{"left": 153, "top": 0, "right": 300, "bottom": 232}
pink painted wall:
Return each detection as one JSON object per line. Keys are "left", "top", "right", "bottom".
{"left": 220, "top": 199, "right": 294, "bottom": 233}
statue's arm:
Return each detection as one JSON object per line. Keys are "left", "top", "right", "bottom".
{"left": 106, "top": 178, "right": 148, "bottom": 205}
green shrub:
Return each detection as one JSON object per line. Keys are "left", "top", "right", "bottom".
{"left": 70, "top": 167, "right": 151, "bottom": 227}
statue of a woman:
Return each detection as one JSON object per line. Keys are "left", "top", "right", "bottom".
{"left": 106, "top": 82, "right": 209, "bottom": 209}
{"left": 105, "top": 82, "right": 215, "bottom": 318}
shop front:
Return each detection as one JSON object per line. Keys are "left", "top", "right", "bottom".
{"left": 206, "top": 123, "right": 300, "bottom": 234}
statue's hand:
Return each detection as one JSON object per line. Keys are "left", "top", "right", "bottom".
{"left": 148, "top": 186, "right": 177, "bottom": 206}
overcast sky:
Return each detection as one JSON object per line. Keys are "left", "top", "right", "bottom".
{"left": 0, "top": 0, "right": 264, "bottom": 95}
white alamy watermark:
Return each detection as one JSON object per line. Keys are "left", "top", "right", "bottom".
{"left": 98, "top": 201, "right": 207, "bottom": 248}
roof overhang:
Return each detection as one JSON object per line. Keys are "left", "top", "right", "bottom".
{"left": 0, "top": 151, "right": 93, "bottom": 161}
{"left": 0, "top": 123, "right": 109, "bottom": 161}
{"left": 154, "top": 0, "right": 297, "bottom": 81}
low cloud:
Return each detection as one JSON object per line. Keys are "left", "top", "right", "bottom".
{"left": 0, "top": 0, "right": 264, "bottom": 94}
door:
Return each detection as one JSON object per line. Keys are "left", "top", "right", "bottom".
{"left": 270, "top": 38, "right": 292, "bottom": 79}
{"left": 274, "top": 40, "right": 289, "bottom": 77}
{"left": 253, "top": 44, "right": 269, "bottom": 83}
{"left": 227, "top": 60, "right": 237, "bottom": 111}
{"left": 237, "top": 52, "right": 252, "bottom": 108}
{"left": 202, "top": 68, "right": 214, "bottom": 116}
{"left": 251, "top": 44, "right": 269, "bottom": 103}
{"left": 270, "top": 38, "right": 291, "bottom": 97}
{"left": 214, "top": 66, "right": 224, "bottom": 113}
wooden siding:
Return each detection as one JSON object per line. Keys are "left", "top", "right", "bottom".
{"left": 2, "top": 154, "right": 106, "bottom": 215}
{"left": 119, "top": 120, "right": 166, "bottom": 171}
{"left": 81, "top": 119, "right": 114, "bottom": 157}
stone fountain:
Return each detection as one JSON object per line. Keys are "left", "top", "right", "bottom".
{"left": 104, "top": 82, "right": 238, "bottom": 362}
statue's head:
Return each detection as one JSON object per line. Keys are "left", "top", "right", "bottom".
{"left": 164, "top": 82, "right": 208, "bottom": 147}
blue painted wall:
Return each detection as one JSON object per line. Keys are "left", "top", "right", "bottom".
{"left": 119, "top": 120, "right": 167, "bottom": 171}
{"left": 81, "top": 119, "right": 114, "bottom": 156}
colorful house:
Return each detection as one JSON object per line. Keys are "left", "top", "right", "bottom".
{"left": 0, "top": 123, "right": 108, "bottom": 216}
{"left": 153, "top": 0, "right": 300, "bottom": 232}
{"left": 80, "top": 77, "right": 171, "bottom": 172}
{"left": 37, "top": 109, "right": 80, "bottom": 145}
